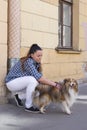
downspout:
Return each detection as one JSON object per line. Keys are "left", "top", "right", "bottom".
{"left": 8, "top": 0, "right": 20, "bottom": 71}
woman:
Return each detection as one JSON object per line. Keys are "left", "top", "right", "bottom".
{"left": 5, "top": 44, "right": 59, "bottom": 113}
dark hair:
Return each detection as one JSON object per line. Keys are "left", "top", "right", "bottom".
{"left": 29, "top": 44, "right": 42, "bottom": 55}
{"left": 20, "top": 44, "right": 42, "bottom": 72}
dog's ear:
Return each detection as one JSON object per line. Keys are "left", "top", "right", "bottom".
{"left": 64, "top": 79, "right": 67, "bottom": 83}
{"left": 64, "top": 78, "right": 70, "bottom": 84}
{"left": 75, "top": 80, "right": 78, "bottom": 86}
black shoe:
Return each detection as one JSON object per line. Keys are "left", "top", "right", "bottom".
{"left": 14, "top": 94, "right": 23, "bottom": 107}
{"left": 25, "top": 106, "right": 40, "bottom": 113}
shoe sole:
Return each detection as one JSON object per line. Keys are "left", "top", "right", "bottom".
{"left": 25, "top": 109, "right": 40, "bottom": 113}
{"left": 14, "top": 96, "right": 23, "bottom": 107}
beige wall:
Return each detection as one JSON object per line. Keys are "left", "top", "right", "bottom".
{"left": 0, "top": 0, "right": 8, "bottom": 103}
{"left": 0, "top": 0, "right": 87, "bottom": 103}
{"left": 20, "top": 0, "right": 58, "bottom": 80}
{"left": 79, "top": 0, "right": 87, "bottom": 52}
{"left": 21, "top": 0, "right": 58, "bottom": 48}
{"left": 79, "top": 0, "right": 87, "bottom": 77}
{"left": 20, "top": 0, "right": 86, "bottom": 81}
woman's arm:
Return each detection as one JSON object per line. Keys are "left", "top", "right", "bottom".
{"left": 38, "top": 76, "right": 57, "bottom": 87}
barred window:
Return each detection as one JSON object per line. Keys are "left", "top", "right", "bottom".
{"left": 58, "top": 0, "right": 73, "bottom": 49}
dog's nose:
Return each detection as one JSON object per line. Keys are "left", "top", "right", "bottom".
{"left": 70, "top": 83, "right": 74, "bottom": 87}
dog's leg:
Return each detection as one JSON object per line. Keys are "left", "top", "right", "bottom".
{"left": 62, "top": 101, "right": 71, "bottom": 115}
{"left": 40, "top": 106, "right": 46, "bottom": 114}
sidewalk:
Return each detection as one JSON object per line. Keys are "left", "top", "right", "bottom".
{"left": 0, "top": 81, "right": 87, "bottom": 130}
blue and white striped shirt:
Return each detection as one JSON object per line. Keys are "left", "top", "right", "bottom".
{"left": 5, "top": 58, "right": 42, "bottom": 83}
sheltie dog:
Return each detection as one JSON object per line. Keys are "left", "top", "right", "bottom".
{"left": 32, "top": 78, "right": 78, "bottom": 114}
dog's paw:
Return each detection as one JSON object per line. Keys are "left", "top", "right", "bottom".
{"left": 40, "top": 111, "right": 45, "bottom": 114}
{"left": 40, "top": 108, "right": 46, "bottom": 114}
{"left": 66, "top": 110, "right": 72, "bottom": 115}
{"left": 40, "top": 110, "right": 46, "bottom": 114}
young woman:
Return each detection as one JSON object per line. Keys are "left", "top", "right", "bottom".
{"left": 5, "top": 44, "right": 59, "bottom": 113}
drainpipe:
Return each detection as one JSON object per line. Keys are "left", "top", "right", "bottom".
{"left": 8, "top": 0, "right": 20, "bottom": 71}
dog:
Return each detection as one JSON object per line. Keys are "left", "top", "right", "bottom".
{"left": 32, "top": 78, "right": 78, "bottom": 114}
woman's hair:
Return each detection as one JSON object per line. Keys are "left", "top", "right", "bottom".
{"left": 20, "top": 44, "right": 42, "bottom": 72}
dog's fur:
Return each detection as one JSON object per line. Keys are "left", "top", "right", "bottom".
{"left": 32, "top": 78, "right": 78, "bottom": 114}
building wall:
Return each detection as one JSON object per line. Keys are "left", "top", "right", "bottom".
{"left": 20, "top": 0, "right": 59, "bottom": 81}
{"left": 20, "top": 0, "right": 86, "bottom": 81}
{"left": 0, "top": 0, "right": 8, "bottom": 103}
{"left": 79, "top": 0, "right": 87, "bottom": 78}
{"left": 0, "top": 0, "right": 87, "bottom": 103}
{"left": 79, "top": 0, "right": 87, "bottom": 61}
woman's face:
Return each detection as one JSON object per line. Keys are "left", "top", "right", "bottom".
{"left": 31, "top": 50, "right": 43, "bottom": 63}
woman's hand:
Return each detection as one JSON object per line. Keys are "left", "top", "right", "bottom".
{"left": 55, "top": 82, "right": 62, "bottom": 90}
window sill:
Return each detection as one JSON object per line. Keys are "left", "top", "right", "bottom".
{"left": 55, "top": 48, "right": 82, "bottom": 54}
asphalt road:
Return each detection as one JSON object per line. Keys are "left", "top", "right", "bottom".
{"left": 0, "top": 82, "right": 87, "bottom": 130}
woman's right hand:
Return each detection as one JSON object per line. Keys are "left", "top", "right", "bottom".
{"left": 55, "top": 82, "right": 62, "bottom": 90}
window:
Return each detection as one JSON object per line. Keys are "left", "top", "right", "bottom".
{"left": 58, "top": 0, "right": 73, "bottom": 49}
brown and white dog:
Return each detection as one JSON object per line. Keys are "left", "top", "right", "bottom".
{"left": 32, "top": 78, "right": 78, "bottom": 114}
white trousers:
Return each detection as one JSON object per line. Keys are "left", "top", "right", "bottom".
{"left": 6, "top": 76, "right": 39, "bottom": 108}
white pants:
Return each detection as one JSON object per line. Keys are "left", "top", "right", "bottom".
{"left": 6, "top": 76, "right": 39, "bottom": 108}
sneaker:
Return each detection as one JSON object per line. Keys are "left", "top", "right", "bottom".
{"left": 25, "top": 106, "right": 40, "bottom": 113}
{"left": 14, "top": 94, "right": 23, "bottom": 107}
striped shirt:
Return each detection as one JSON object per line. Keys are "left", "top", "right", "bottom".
{"left": 5, "top": 58, "right": 42, "bottom": 83}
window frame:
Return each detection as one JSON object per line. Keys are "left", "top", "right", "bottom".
{"left": 58, "top": 0, "right": 73, "bottom": 50}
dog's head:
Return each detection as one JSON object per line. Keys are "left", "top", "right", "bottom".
{"left": 63, "top": 78, "right": 78, "bottom": 93}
